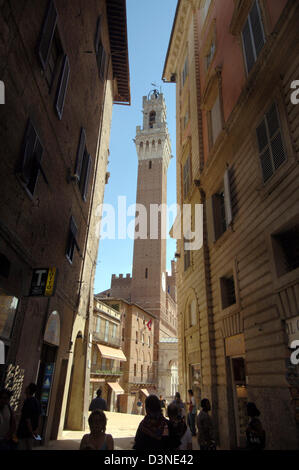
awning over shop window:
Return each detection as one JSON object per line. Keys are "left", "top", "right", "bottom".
{"left": 108, "top": 382, "right": 124, "bottom": 394}
{"left": 97, "top": 344, "right": 127, "bottom": 362}
{"left": 140, "top": 388, "right": 149, "bottom": 397}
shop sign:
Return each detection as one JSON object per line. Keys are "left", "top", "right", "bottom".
{"left": 225, "top": 334, "right": 245, "bottom": 357}
{"left": 29, "top": 268, "right": 57, "bottom": 297}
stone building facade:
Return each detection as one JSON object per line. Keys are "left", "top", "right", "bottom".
{"left": 97, "top": 296, "right": 156, "bottom": 414}
{"left": 0, "top": 0, "right": 130, "bottom": 442}
{"left": 163, "top": 0, "right": 299, "bottom": 449}
{"left": 90, "top": 298, "right": 126, "bottom": 411}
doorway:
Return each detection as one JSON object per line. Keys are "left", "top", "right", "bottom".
{"left": 36, "top": 342, "right": 58, "bottom": 441}
{"left": 230, "top": 356, "right": 248, "bottom": 448}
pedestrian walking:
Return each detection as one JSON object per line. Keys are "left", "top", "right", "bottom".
{"left": 0, "top": 388, "right": 17, "bottom": 450}
{"left": 197, "top": 398, "right": 216, "bottom": 450}
{"left": 187, "top": 389, "right": 197, "bottom": 436}
{"left": 136, "top": 400, "right": 143, "bottom": 415}
{"left": 159, "top": 395, "right": 166, "bottom": 417}
{"left": 167, "top": 402, "right": 192, "bottom": 450}
{"left": 17, "top": 383, "right": 41, "bottom": 450}
{"left": 133, "top": 394, "right": 180, "bottom": 450}
{"left": 171, "top": 392, "right": 186, "bottom": 420}
{"left": 80, "top": 410, "right": 114, "bottom": 450}
{"left": 89, "top": 388, "right": 107, "bottom": 412}
{"left": 246, "top": 402, "right": 266, "bottom": 450}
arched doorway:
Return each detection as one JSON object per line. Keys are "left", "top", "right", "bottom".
{"left": 36, "top": 311, "right": 60, "bottom": 440}
{"left": 65, "top": 332, "right": 85, "bottom": 430}
{"left": 170, "top": 361, "right": 178, "bottom": 397}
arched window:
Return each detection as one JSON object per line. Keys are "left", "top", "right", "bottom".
{"left": 140, "top": 142, "right": 143, "bottom": 150}
{"left": 149, "top": 111, "right": 156, "bottom": 128}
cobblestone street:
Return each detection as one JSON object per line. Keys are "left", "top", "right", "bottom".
{"left": 34, "top": 411, "right": 199, "bottom": 450}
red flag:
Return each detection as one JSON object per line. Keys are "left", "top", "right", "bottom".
{"left": 146, "top": 319, "right": 152, "bottom": 331}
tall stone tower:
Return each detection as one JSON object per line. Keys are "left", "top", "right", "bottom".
{"left": 130, "top": 90, "right": 174, "bottom": 343}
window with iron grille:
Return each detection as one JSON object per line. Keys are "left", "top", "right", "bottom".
{"left": 220, "top": 275, "right": 236, "bottom": 309}
{"left": 183, "top": 156, "right": 191, "bottom": 199}
{"left": 272, "top": 226, "right": 299, "bottom": 277}
{"left": 242, "top": 0, "right": 265, "bottom": 74}
{"left": 256, "top": 103, "right": 286, "bottom": 183}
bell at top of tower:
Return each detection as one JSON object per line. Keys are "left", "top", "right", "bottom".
{"left": 136, "top": 89, "right": 167, "bottom": 133}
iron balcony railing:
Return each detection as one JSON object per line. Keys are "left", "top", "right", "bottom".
{"left": 130, "top": 375, "right": 156, "bottom": 384}
{"left": 91, "top": 366, "right": 123, "bottom": 376}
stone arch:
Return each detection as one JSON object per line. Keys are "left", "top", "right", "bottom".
{"left": 65, "top": 331, "right": 85, "bottom": 430}
{"left": 149, "top": 110, "right": 156, "bottom": 128}
{"left": 183, "top": 288, "right": 199, "bottom": 330}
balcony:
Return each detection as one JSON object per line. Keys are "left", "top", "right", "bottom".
{"left": 130, "top": 375, "right": 156, "bottom": 385}
{"left": 93, "top": 331, "right": 121, "bottom": 348}
{"left": 91, "top": 366, "right": 123, "bottom": 376}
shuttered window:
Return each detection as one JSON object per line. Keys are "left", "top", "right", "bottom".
{"left": 74, "top": 129, "right": 92, "bottom": 201}
{"left": 18, "top": 119, "right": 48, "bottom": 196}
{"left": 182, "top": 56, "right": 188, "bottom": 87}
{"left": 206, "top": 169, "right": 233, "bottom": 243}
{"left": 183, "top": 156, "right": 191, "bottom": 199}
{"left": 210, "top": 94, "right": 222, "bottom": 146}
{"left": 38, "top": 0, "right": 58, "bottom": 70}
{"left": 66, "top": 216, "right": 80, "bottom": 263}
{"left": 242, "top": 0, "right": 265, "bottom": 74}
{"left": 56, "top": 55, "right": 70, "bottom": 119}
{"left": 220, "top": 275, "right": 236, "bottom": 309}
{"left": 95, "top": 16, "right": 107, "bottom": 81}
{"left": 256, "top": 103, "right": 286, "bottom": 183}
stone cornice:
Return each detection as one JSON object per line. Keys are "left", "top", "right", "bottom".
{"left": 162, "top": 0, "right": 196, "bottom": 81}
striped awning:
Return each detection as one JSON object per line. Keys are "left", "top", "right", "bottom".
{"left": 97, "top": 344, "right": 127, "bottom": 361}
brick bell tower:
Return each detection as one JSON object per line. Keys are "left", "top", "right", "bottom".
{"left": 131, "top": 90, "right": 173, "bottom": 348}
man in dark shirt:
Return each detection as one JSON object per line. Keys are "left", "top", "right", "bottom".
{"left": 89, "top": 388, "right": 107, "bottom": 411}
{"left": 17, "top": 383, "right": 41, "bottom": 450}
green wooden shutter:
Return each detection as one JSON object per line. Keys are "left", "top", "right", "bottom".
{"left": 56, "top": 55, "right": 70, "bottom": 120}
{"left": 38, "top": 0, "right": 57, "bottom": 70}
{"left": 74, "top": 128, "right": 86, "bottom": 180}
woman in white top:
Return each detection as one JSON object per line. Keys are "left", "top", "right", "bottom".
{"left": 167, "top": 402, "right": 192, "bottom": 451}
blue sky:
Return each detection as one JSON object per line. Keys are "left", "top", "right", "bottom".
{"left": 94, "top": 0, "right": 178, "bottom": 294}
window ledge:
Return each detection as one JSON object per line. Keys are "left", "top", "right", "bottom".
{"left": 213, "top": 225, "right": 234, "bottom": 249}
{"left": 220, "top": 302, "right": 240, "bottom": 318}
{"left": 257, "top": 159, "right": 298, "bottom": 200}
{"left": 273, "top": 268, "right": 299, "bottom": 293}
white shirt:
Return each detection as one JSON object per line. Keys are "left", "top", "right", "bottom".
{"left": 178, "top": 427, "right": 192, "bottom": 450}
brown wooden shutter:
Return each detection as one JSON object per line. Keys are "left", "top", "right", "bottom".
{"left": 20, "top": 120, "right": 38, "bottom": 184}
{"left": 82, "top": 154, "right": 92, "bottom": 202}
{"left": 95, "top": 16, "right": 102, "bottom": 54}
{"left": 242, "top": 18, "right": 255, "bottom": 74}
{"left": 74, "top": 128, "right": 86, "bottom": 180}
{"left": 224, "top": 169, "right": 233, "bottom": 228}
{"left": 206, "top": 197, "right": 216, "bottom": 244}
{"left": 266, "top": 103, "right": 286, "bottom": 171}
{"left": 56, "top": 55, "right": 70, "bottom": 120}
{"left": 250, "top": 1, "right": 265, "bottom": 58}
{"left": 38, "top": 0, "right": 58, "bottom": 70}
